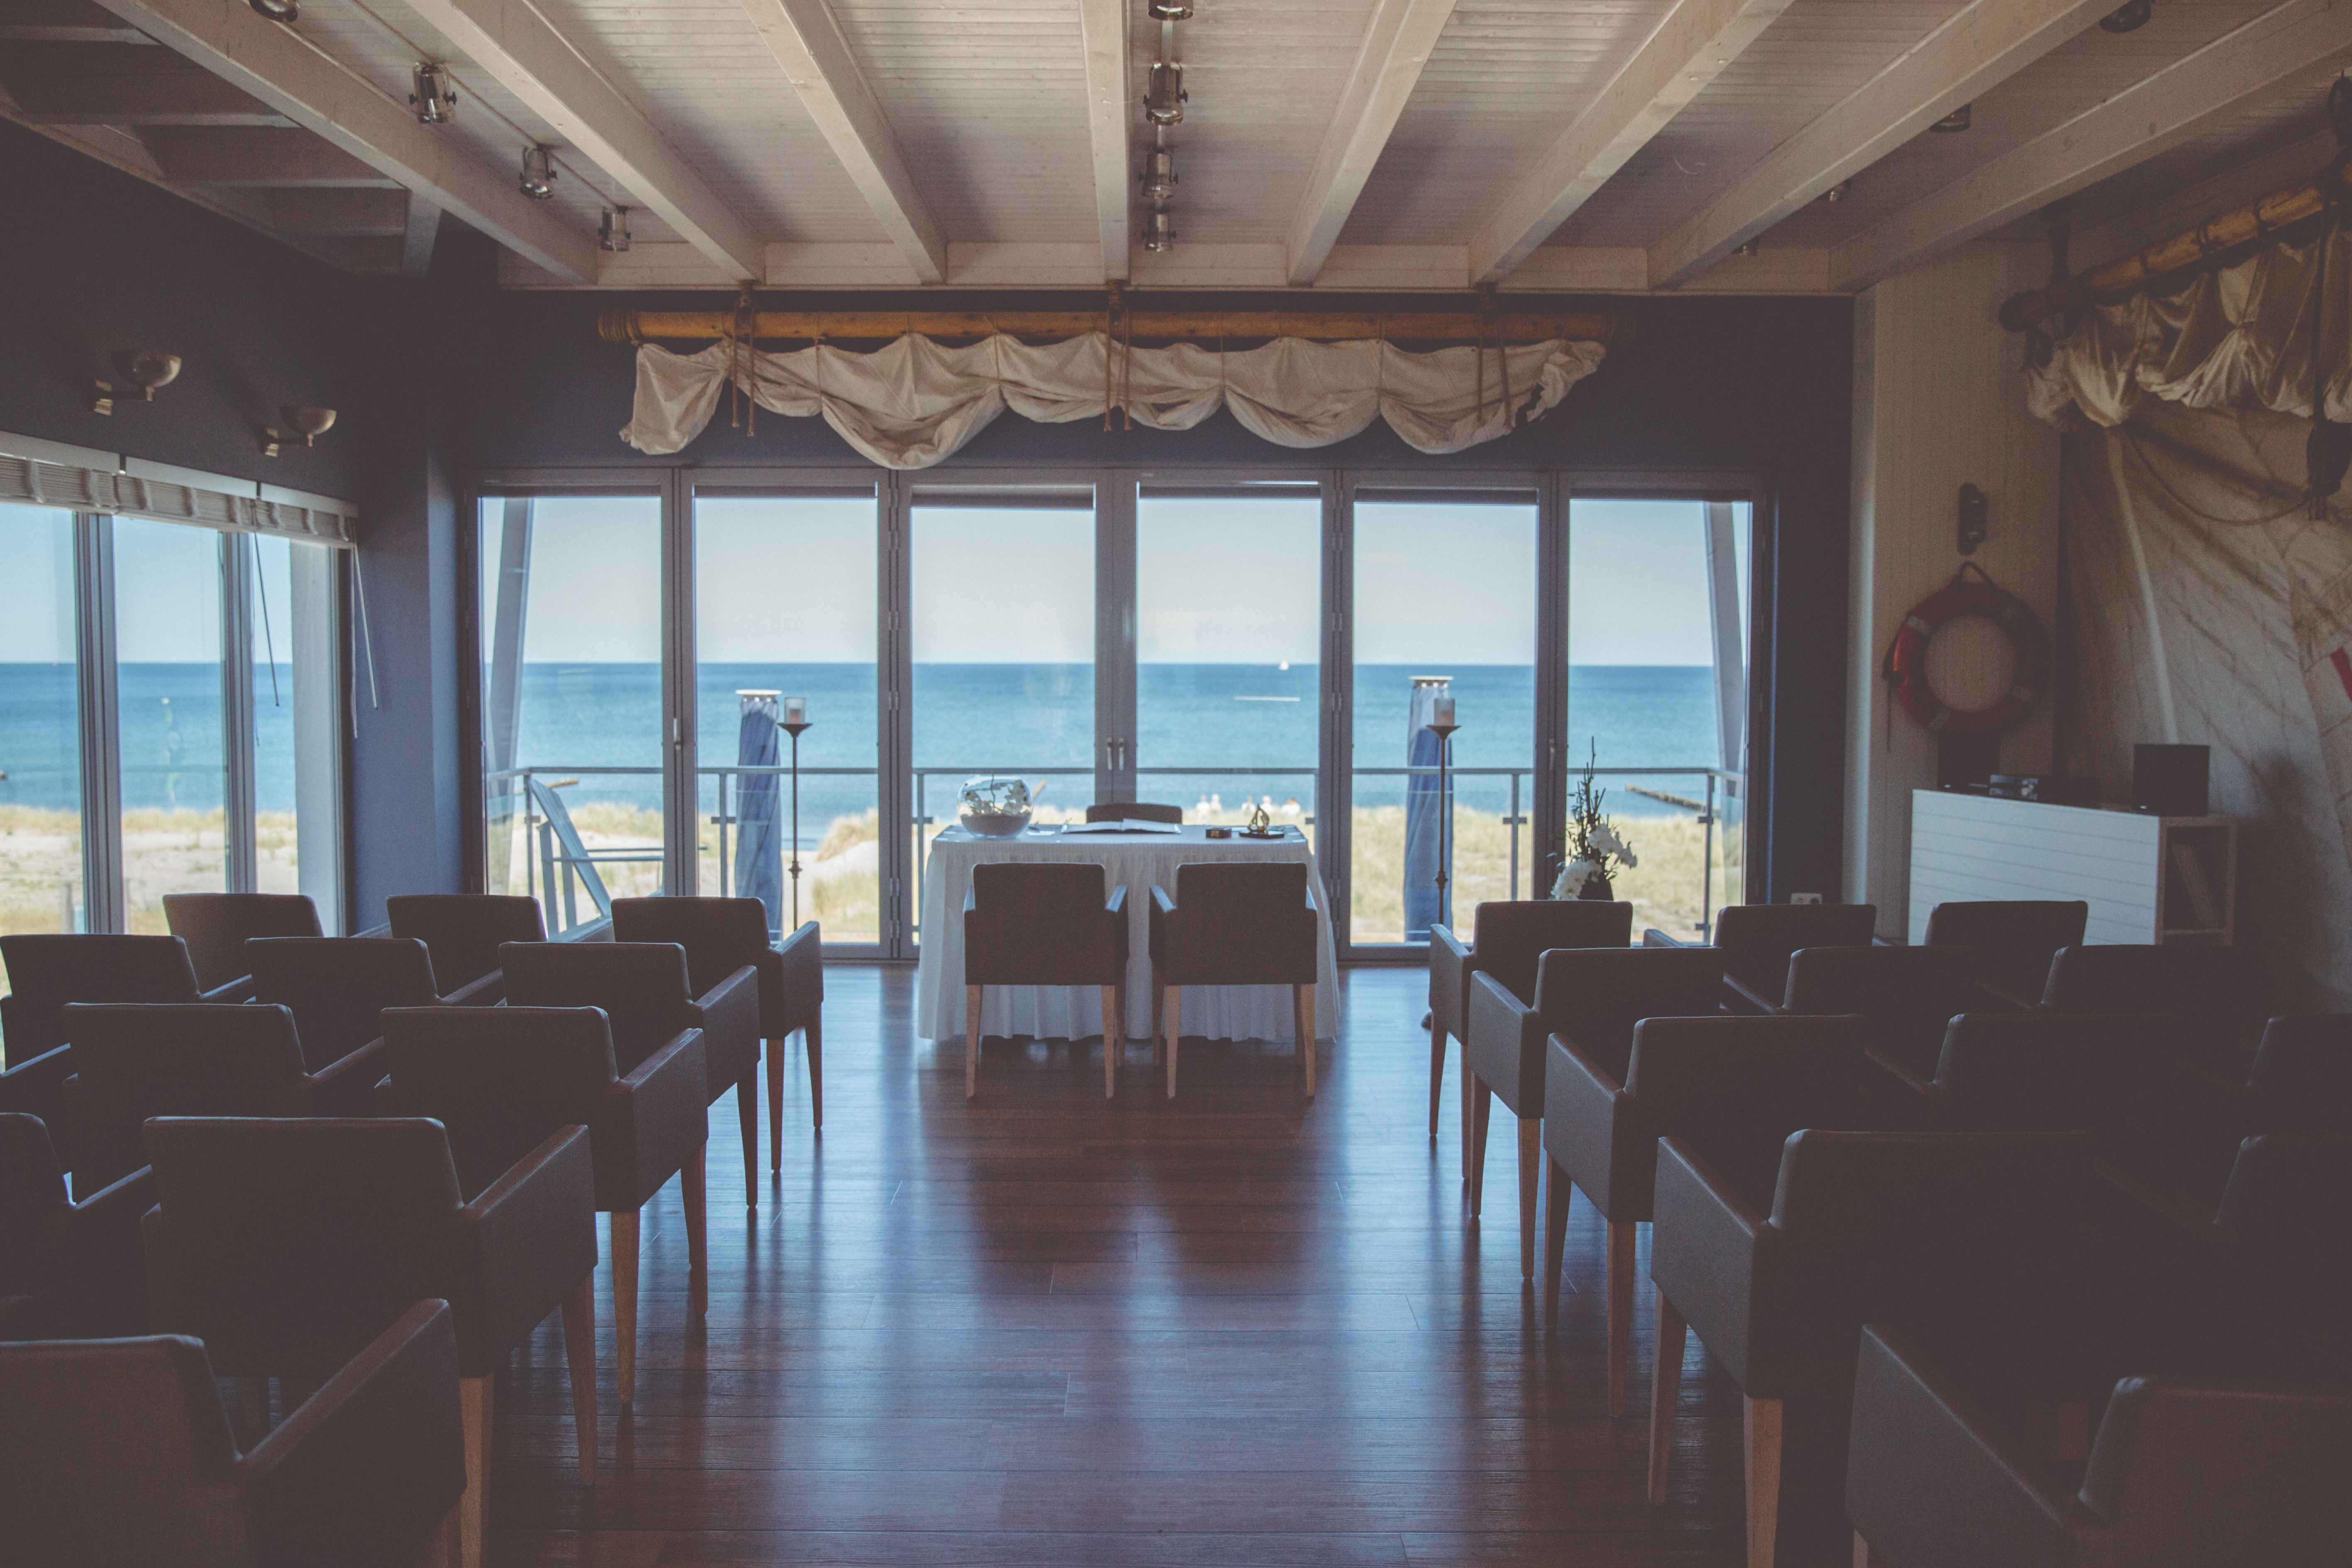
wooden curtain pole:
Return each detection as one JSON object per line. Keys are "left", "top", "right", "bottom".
{"left": 2000, "top": 156, "right": 2350, "bottom": 331}
{"left": 598, "top": 307, "right": 1632, "bottom": 346}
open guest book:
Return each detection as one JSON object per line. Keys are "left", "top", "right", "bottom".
{"left": 1062, "top": 820, "right": 1184, "bottom": 835}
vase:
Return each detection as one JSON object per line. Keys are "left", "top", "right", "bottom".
{"left": 1576, "top": 869, "right": 1615, "bottom": 900}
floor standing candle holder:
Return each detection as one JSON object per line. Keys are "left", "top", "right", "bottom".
{"left": 782, "top": 717, "right": 811, "bottom": 929}
{"left": 1429, "top": 720, "right": 1459, "bottom": 931}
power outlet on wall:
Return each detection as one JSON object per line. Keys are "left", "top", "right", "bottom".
{"left": 1790, "top": 892, "right": 1824, "bottom": 904}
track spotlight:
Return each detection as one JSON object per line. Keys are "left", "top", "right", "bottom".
{"left": 1143, "top": 63, "right": 1186, "bottom": 126}
{"left": 1147, "top": 1, "right": 1192, "bottom": 16}
{"left": 1139, "top": 147, "right": 1178, "bottom": 204}
{"left": 248, "top": 0, "right": 297, "bottom": 21}
{"left": 2099, "top": 0, "right": 2153, "bottom": 32}
{"left": 519, "top": 145, "right": 557, "bottom": 200}
{"left": 1142, "top": 209, "right": 1174, "bottom": 253}
{"left": 1732, "top": 240, "right": 1758, "bottom": 257}
{"left": 410, "top": 63, "right": 458, "bottom": 123}
{"left": 1820, "top": 178, "right": 1852, "bottom": 203}
{"left": 1931, "top": 103, "right": 1972, "bottom": 133}
{"left": 600, "top": 207, "right": 632, "bottom": 252}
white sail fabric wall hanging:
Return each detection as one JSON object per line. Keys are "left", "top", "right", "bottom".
{"left": 618, "top": 331, "right": 1608, "bottom": 468}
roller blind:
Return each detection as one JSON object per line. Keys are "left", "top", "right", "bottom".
{"left": 0, "top": 434, "right": 358, "bottom": 547}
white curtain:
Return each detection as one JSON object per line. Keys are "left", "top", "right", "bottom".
{"left": 619, "top": 331, "right": 1607, "bottom": 467}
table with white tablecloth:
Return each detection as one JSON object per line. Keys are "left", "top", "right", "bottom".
{"left": 913, "top": 824, "right": 1340, "bottom": 1044}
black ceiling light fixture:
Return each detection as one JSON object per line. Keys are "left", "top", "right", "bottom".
{"left": 2099, "top": 0, "right": 2154, "bottom": 34}
{"left": 1931, "top": 103, "right": 1972, "bottom": 133}
{"left": 248, "top": 0, "right": 298, "bottom": 20}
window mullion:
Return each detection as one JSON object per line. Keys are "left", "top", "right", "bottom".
{"left": 220, "top": 532, "right": 259, "bottom": 894}
{"left": 74, "top": 514, "right": 124, "bottom": 933}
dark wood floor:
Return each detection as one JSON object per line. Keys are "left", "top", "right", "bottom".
{"left": 492, "top": 967, "right": 1746, "bottom": 1566}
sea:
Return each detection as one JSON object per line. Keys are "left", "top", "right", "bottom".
{"left": 0, "top": 663, "right": 1728, "bottom": 838}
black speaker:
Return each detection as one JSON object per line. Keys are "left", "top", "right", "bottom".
{"left": 2132, "top": 744, "right": 2209, "bottom": 816}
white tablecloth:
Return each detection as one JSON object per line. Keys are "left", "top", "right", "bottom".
{"left": 914, "top": 824, "right": 1341, "bottom": 1043}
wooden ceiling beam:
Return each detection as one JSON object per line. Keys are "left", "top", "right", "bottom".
{"left": 147, "top": 126, "right": 401, "bottom": 187}
{"left": 402, "top": 195, "right": 443, "bottom": 278}
{"left": 265, "top": 186, "right": 409, "bottom": 237}
{"left": 84, "top": 0, "right": 596, "bottom": 281}
{"left": 1467, "top": 0, "right": 1792, "bottom": 285}
{"left": 600, "top": 306, "right": 1633, "bottom": 345}
{"left": 1286, "top": 0, "right": 1461, "bottom": 286}
{"left": 0, "top": 0, "right": 153, "bottom": 44}
{"left": 734, "top": 0, "right": 948, "bottom": 284}
{"left": 1076, "top": 0, "right": 1129, "bottom": 282}
{"left": 1829, "top": 0, "right": 2352, "bottom": 291}
{"left": 402, "top": 0, "right": 764, "bottom": 281}
{"left": 8, "top": 72, "right": 291, "bottom": 127}
{"left": 1646, "top": 0, "right": 2114, "bottom": 289}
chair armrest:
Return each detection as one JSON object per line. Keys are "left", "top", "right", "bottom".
{"left": 453, "top": 1126, "right": 597, "bottom": 1368}
{"left": 1642, "top": 927, "right": 1697, "bottom": 948}
{"left": 197, "top": 975, "right": 255, "bottom": 1004}
{"left": 440, "top": 970, "right": 505, "bottom": 1007}
{"left": 57, "top": 1165, "right": 157, "bottom": 1335}
{"left": 1648, "top": 1136, "right": 1770, "bottom": 1389}
{"left": 1466, "top": 969, "right": 1545, "bottom": 1111}
{"left": 307, "top": 1038, "right": 390, "bottom": 1115}
{"left": 1544, "top": 1034, "right": 1635, "bottom": 1218}
{"left": 1846, "top": 1324, "right": 2087, "bottom": 1568}
{"left": 0, "top": 1044, "right": 72, "bottom": 1124}
{"left": 1722, "top": 973, "right": 1785, "bottom": 1016}
{"left": 1428, "top": 924, "right": 1476, "bottom": 1039}
{"left": 1105, "top": 884, "right": 1128, "bottom": 916}
{"left": 770, "top": 920, "right": 823, "bottom": 1027}
{"left": 609, "top": 1028, "right": 710, "bottom": 1208}
{"left": 240, "top": 1298, "right": 468, "bottom": 1563}
{"left": 1960, "top": 978, "right": 2029, "bottom": 1014}
{"left": 1148, "top": 886, "right": 1176, "bottom": 963}
{"left": 1859, "top": 1047, "right": 1939, "bottom": 1127}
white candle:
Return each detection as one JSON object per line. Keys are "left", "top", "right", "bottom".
{"left": 1433, "top": 693, "right": 1455, "bottom": 727}
{"left": 784, "top": 696, "right": 807, "bottom": 725}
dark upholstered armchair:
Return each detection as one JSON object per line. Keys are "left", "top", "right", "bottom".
{"left": 378, "top": 1003, "right": 710, "bottom": 1406}
{"left": 59, "top": 1003, "right": 378, "bottom": 1196}
{"left": 1648, "top": 1130, "right": 2096, "bottom": 1568}
{"left": 245, "top": 936, "right": 466, "bottom": 1076}
{"left": 1847, "top": 1325, "right": 2352, "bottom": 1568}
{"left": 965, "top": 862, "right": 1129, "bottom": 1100}
{"left": 0, "top": 1300, "right": 470, "bottom": 1568}
{"left": 1428, "top": 898, "right": 1631, "bottom": 1151}
{"left": 1541, "top": 1014, "right": 1869, "bottom": 1415}
{"left": 162, "top": 892, "right": 323, "bottom": 997}
{"left": 1467, "top": 946, "right": 1725, "bottom": 1282}
{"left": 386, "top": 892, "right": 547, "bottom": 1004}
{"left": 1704, "top": 903, "right": 1879, "bottom": 1013}
{"left": 1085, "top": 801, "right": 1183, "bottom": 823}
{"left": 1149, "top": 861, "right": 1317, "bottom": 1099}
{"left": 2041, "top": 944, "right": 2263, "bottom": 1061}
{"left": 0, "top": 1112, "right": 150, "bottom": 1339}
{"left": 1918, "top": 898, "right": 2088, "bottom": 1007}
{"left": 1779, "top": 944, "right": 2003, "bottom": 1083}
{"left": 0, "top": 932, "right": 238, "bottom": 1069}
{"left": 142, "top": 1116, "right": 600, "bottom": 1568}
{"left": 501, "top": 936, "right": 763, "bottom": 1203}
{"left": 612, "top": 895, "right": 824, "bottom": 1157}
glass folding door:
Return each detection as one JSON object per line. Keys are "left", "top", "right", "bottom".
{"left": 908, "top": 485, "right": 1095, "bottom": 946}
{"left": 1134, "top": 484, "right": 1321, "bottom": 832}
{"left": 692, "top": 488, "right": 882, "bottom": 947}
{"left": 1348, "top": 489, "right": 1541, "bottom": 949}
{"left": 477, "top": 495, "right": 667, "bottom": 935}
{"left": 0, "top": 505, "right": 83, "bottom": 936}
{"left": 112, "top": 517, "right": 228, "bottom": 932}
{"left": 1567, "top": 497, "right": 1752, "bottom": 938}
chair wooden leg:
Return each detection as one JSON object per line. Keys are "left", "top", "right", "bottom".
{"left": 1542, "top": 1161, "right": 1572, "bottom": 1330}
{"left": 1150, "top": 965, "right": 1164, "bottom": 1066}
{"left": 735, "top": 1073, "right": 758, "bottom": 1208}
{"left": 458, "top": 1374, "right": 493, "bottom": 1568}
{"left": 1852, "top": 1534, "right": 1884, "bottom": 1568}
{"left": 1745, "top": 1395, "right": 1784, "bottom": 1568}
{"left": 806, "top": 1012, "right": 823, "bottom": 1132}
{"left": 1164, "top": 985, "right": 1181, "bottom": 1099}
{"left": 1428, "top": 1023, "right": 1446, "bottom": 1139}
{"left": 766, "top": 1035, "right": 784, "bottom": 1171}
{"left": 1100, "top": 984, "right": 1119, "bottom": 1100}
{"left": 1517, "top": 1116, "right": 1541, "bottom": 1279}
{"left": 1460, "top": 1052, "right": 1475, "bottom": 1188}
{"left": 682, "top": 1149, "right": 708, "bottom": 1320}
{"left": 1468, "top": 1076, "right": 1492, "bottom": 1219}
{"left": 965, "top": 985, "right": 982, "bottom": 1098}
{"left": 611, "top": 1208, "right": 640, "bottom": 1408}
{"left": 1607, "top": 1220, "right": 1637, "bottom": 1418}
{"left": 414, "top": 1502, "right": 460, "bottom": 1568}
{"left": 1649, "top": 1291, "right": 1687, "bottom": 1504}
{"left": 1295, "top": 983, "right": 1316, "bottom": 1097}
{"left": 559, "top": 1274, "right": 597, "bottom": 1485}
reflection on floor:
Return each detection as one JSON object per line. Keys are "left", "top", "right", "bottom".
{"left": 493, "top": 965, "right": 1744, "bottom": 1566}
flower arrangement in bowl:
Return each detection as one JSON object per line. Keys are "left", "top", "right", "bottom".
{"left": 958, "top": 775, "right": 1033, "bottom": 837}
{"left": 1553, "top": 744, "right": 1637, "bottom": 900}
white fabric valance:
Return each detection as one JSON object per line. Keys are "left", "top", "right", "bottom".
{"left": 2026, "top": 228, "right": 2351, "bottom": 431}
{"left": 0, "top": 451, "right": 358, "bottom": 547}
{"left": 619, "top": 330, "right": 1608, "bottom": 467}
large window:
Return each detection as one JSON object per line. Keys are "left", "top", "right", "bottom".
{"left": 114, "top": 516, "right": 229, "bottom": 931}
{"left": 0, "top": 505, "right": 82, "bottom": 936}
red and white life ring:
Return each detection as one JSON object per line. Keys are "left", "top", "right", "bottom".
{"left": 1885, "top": 567, "right": 2051, "bottom": 735}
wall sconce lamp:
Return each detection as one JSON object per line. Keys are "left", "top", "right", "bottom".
{"left": 260, "top": 405, "right": 336, "bottom": 458}
{"left": 90, "top": 350, "right": 181, "bottom": 415}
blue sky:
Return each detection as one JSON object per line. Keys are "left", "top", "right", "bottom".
{"left": 0, "top": 508, "right": 298, "bottom": 664}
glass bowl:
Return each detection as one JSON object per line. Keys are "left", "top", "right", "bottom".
{"left": 958, "top": 775, "right": 1033, "bottom": 837}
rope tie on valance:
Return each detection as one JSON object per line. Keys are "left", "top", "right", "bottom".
{"left": 2307, "top": 79, "right": 2352, "bottom": 517}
